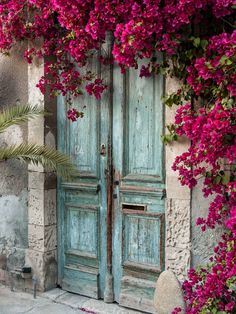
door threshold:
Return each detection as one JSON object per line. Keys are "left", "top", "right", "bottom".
{"left": 42, "top": 288, "right": 152, "bottom": 314}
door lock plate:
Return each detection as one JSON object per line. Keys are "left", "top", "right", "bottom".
{"left": 100, "top": 144, "right": 106, "bottom": 156}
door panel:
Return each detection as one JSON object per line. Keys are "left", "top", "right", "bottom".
{"left": 123, "top": 68, "right": 163, "bottom": 179}
{"left": 112, "top": 61, "right": 165, "bottom": 313}
{"left": 123, "top": 214, "right": 162, "bottom": 269}
{"left": 58, "top": 52, "right": 165, "bottom": 313}
{"left": 57, "top": 54, "right": 109, "bottom": 299}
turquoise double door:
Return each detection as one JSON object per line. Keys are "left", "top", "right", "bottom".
{"left": 58, "top": 52, "right": 165, "bottom": 313}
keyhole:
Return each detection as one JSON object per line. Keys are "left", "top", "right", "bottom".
{"left": 100, "top": 144, "right": 106, "bottom": 156}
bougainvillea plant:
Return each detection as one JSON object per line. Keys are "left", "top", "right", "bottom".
{"left": 0, "top": 0, "right": 235, "bottom": 313}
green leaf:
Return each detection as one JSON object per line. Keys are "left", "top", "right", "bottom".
{"left": 193, "top": 37, "right": 201, "bottom": 48}
{"left": 0, "top": 105, "right": 47, "bottom": 133}
{"left": 226, "top": 59, "right": 233, "bottom": 65}
{"left": 0, "top": 143, "right": 78, "bottom": 179}
{"left": 205, "top": 62, "right": 213, "bottom": 69}
{"left": 219, "top": 55, "right": 232, "bottom": 66}
{"left": 219, "top": 55, "right": 227, "bottom": 65}
{"left": 200, "top": 39, "right": 208, "bottom": 49}
{"left": 222, "top": 174, "right": 230, "bottom": 185}
{"left": 213, "top": 175, "right": 221, "bottom": 184}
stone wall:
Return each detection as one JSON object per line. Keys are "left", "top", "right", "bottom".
{"left": 164, "top": 77, "right": 191, "bottom": 282}
{"left": 25, "top": 56, "right": 58, "bottom": 291}
{"left": 0, "top": 48, "right": 57, "bottom": 292}
{"left": 0, "top": 46, "right": 28, "bottom": 286}
{"left": 164, "top": 77, "right": 223, "bottom": 273}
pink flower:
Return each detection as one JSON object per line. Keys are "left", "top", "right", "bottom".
{"left": 67, "top": 108, "right": 79, "bottom": 122}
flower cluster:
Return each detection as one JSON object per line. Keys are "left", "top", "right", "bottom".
{"left": 173, "top": 103, "right": 236, "bottom": 187}
{"left": 85, "top": 79, "right": 107, "bottom": 100}
{"left": 0, "top": 1, "right": 235, "bottom": 313}
{"left": 67, "top": 108, "right": 84, "bottom": 122}
{"left": 182, "top": 232, "right": 236, "bottom": 313}
{"left": 0, "top": 0, "right": 235, "bottom": 104}
{"left": 187, "top": 31, "right": 236, "bottom": 98}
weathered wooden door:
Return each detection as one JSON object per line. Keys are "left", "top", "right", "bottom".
{"left": 58, "top": 49, "right": 165, "bottom": 313}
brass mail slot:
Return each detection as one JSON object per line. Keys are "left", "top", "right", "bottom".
{"left": 122, "top": 203, "right": 147, "bottom": 211}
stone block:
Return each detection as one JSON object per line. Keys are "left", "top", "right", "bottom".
{"left": 25, "top": 249, "right": 57, "bottom": 291}
{"left": 28, "top": 225, "right": 57, "bottom": 252}
{"left": 28, "top": 187, "right": 56, "bottom": 226}
{"left": 44, "top": 225, "right": 57, "bottom": 252}
{"left": 28, "top": 188, "right": 44, "bottom": 225}
{"left": 165, "top": 140, "right": 189, "bottom": 173}
{"left": 165, "top": 76, "right": 181, "bottom": 94}
{"left": 28, "top": 116, "right": 45, "bottom": 145}
{"left": 166, "top": 176, "right": 190, "bottom": 200}
{"left": 56, "top": 292, "right": 89, "bottom": 309}
{"left": 153, "top": 270, "right": 185, "bottom": 314}
{"left": 28, "top": 224, "right": 44, "bottom": 251}
{"left": 28, "top": 172, "right": 45, "bottom": 190}
{"left": 44, "top": 189, "right": 57, "bottom": 226}
{"left": 42, "top": 288, "right": 67, "bottom": 301}
{"left": 166, "top": 199, "right": 191, "bottom": 249}
{"left": 165, "top": 247, "right": 191, "bottom": 281}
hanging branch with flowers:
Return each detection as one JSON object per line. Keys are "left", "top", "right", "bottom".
{"left": 0, "top": 1, "right": 235, "bottom": 313}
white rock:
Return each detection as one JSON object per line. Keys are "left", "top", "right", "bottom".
{"left": 153, "top": 270, "right": 186, "bottom": 314}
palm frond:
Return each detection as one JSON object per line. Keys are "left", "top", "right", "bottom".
{"left": 0, "top": 143, "right": 78, "bottom": 179}
{"left": 0, "top": 105, "right": 47, "bottom": 133}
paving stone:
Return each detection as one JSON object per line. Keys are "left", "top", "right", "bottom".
{"left": 55, "top": 292, "right": 89, "bottom": 309}
{"left": 0, "top": 285, "right": 145, "bottom": 314}
{"left": 81, "top": 298, "right": 143, "bottom": 314}
{"left": 153, "top": 270, "right": 186, "bottom": 314}
{"left": 24, "top": 303, "right": 80, "bottom": 314}
{"left": 0, "top": 285, "right": 83, "bottom": 314}
{"left": 41, "top": 288, "right": 67, "bottom": 301}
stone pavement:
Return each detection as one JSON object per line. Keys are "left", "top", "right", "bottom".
{"left": 0, "top": 285, "right": 144, "bottom": 314}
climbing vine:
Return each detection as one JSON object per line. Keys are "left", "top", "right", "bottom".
{"left": 0, "top": 1, "right": 235, "bottom": 313}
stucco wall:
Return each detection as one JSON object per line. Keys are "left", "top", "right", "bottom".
{"left": 191, "top": 181, "right": 223, "bottom": 267}
{"left": 0, "top": 46, "right": 28, "bottom": 284}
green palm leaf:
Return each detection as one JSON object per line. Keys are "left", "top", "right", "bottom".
{"left": 0, "top": 143, "right": 78, "bottom": 179}
{"left": 0, "top": 105, "right": 46, "bottom": 133}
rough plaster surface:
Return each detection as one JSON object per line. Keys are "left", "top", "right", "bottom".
{"left": 0, "top": 45, "right": 28, "bottom": 284}
{"left": 165, "top": 199, "right": 191, "bottom": 281}
{"left": 191, "top": 181, "right": 223, "bottom": 267}
{"left": 166, "top": 199, "right": 191, "bottom": 249}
